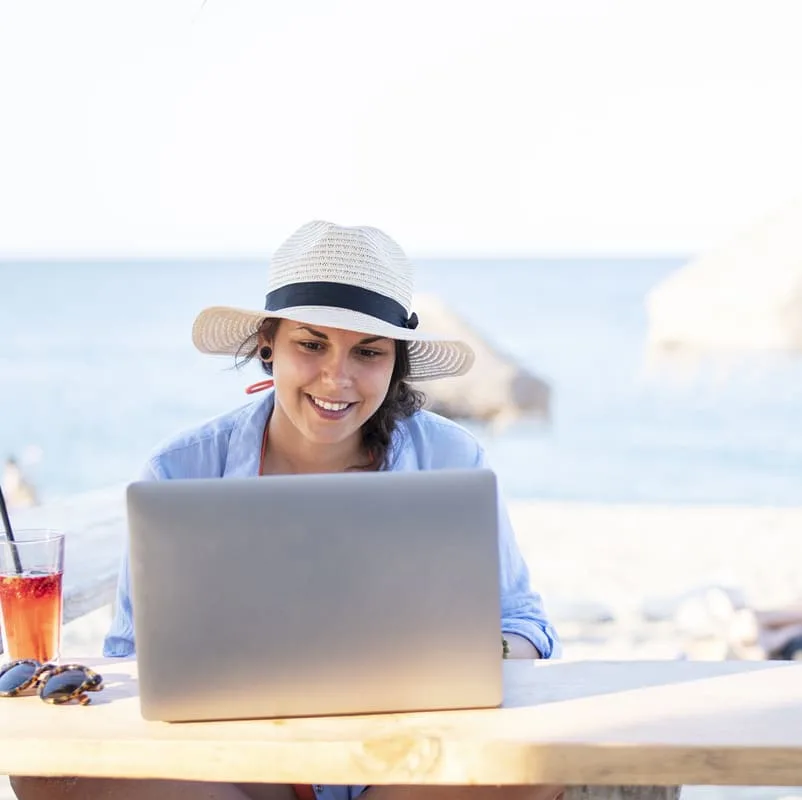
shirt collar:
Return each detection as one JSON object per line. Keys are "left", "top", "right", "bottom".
{"left": 223, "top": 391, "right": 274, "bottom": 478}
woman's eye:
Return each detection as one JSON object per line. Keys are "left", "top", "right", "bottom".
{"left": 358, "top": 348, "right": 382, "bottom": 358}
{"left": 299, "top": 341, "right": 323, "bottom": 351}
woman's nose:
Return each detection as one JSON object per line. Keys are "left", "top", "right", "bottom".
{"left": 321, "top": 352, "right": 353, "bottom": 387}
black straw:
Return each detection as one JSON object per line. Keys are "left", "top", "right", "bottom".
{"left": 0, "top": 486, "right": 23, "bottom": 574}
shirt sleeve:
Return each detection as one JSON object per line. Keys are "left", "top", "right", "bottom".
{"left": 476, "top": 448, "right": 562, "bottom": 659}
{"left": 102, "top": 461, "right": 162, "bottom": 658}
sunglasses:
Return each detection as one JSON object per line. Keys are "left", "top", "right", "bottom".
{"left": 0, "top": 659, "right": 104, "bottom": 705}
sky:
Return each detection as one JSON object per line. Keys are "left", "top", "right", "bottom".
{"left": 1, "top": 0, "right": 802, "bottom": 257}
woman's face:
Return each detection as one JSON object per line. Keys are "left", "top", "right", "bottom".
{"left": 262, "top": 320, "right": 396, "bottom": 447}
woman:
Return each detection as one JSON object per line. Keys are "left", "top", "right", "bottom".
{"left": 12, "top": 221, "right": 562, "bottom": 800}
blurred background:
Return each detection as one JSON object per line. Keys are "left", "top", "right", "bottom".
{"left": 2, "top": 3, "right": 802, "bottom": 795}
{"left": 3, "top": 0, "right": 802, "bottom": 506}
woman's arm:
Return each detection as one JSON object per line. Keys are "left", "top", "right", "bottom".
{"left": 478, "top": 451, "right": 561, "bottom": 660}
{"left": 102, "top": 462, "right": 163, "bottom": 658}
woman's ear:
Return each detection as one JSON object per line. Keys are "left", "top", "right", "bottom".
{"left": 256, "top": 328, "right": 274, "bottom": 361}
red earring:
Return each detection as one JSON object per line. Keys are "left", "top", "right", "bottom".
{"left": 246, "top": 380, "right": 274, "bottom": 394}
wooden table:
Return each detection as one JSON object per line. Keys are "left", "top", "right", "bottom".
{"left": 1, "top": 657, "right": 801, "bottom": 793}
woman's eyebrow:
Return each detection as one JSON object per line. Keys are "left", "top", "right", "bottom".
{"left": 295, "top": 325, "right": 386, "bottom": 345}
{"left": 296, "top": 325, "right": 328, "bottom": 339}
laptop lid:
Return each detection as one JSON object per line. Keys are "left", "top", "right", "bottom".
{"left": 127, "top": 468, "right": 503, "bottom": 721}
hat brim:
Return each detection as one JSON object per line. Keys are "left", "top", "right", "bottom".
{"left": 191, "top": 305, "right": 475, "bottom": 381}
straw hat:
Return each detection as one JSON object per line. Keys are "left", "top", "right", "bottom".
{"left": 192, "top": 221, "right": 475, "bottom": 381}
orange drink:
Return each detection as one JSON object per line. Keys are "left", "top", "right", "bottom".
{"left": 0, "top": 530, "right": 64, "bottom": 663}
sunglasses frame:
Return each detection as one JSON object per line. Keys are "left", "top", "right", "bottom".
{"left": 0, "top": 660, "right": 104, "bottom": 705}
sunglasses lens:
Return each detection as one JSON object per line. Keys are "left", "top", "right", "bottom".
{"left": 39, "top": 668, "right": 92, "bottom": 702}
{"left": 0, "top": 661, "right": 39, "bottom": 694}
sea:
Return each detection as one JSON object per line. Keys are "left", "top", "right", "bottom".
{"left": 2, "top": 257, "right": 802, "bottom": 508}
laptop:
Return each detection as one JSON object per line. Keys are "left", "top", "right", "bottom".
{"left": 126, "top": 468, "right": 503, "bottom": 722}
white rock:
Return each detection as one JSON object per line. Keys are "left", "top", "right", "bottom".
{"left": 646, "top": 198, "right": 802, "bottom": 356}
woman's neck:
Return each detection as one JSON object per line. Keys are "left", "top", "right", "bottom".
{"left": 261, "top": 404, "right": 368, "bottom": 475}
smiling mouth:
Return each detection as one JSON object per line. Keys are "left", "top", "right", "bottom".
{"left": 306, "top": 394, "right": 356, "bottom": 417}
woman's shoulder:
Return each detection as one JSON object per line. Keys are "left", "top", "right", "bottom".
{"left": 144, "top": 399, "right": 263, "bottom": 479}
{"left": 394, "top": 409, "right": 485, "bottom": 469}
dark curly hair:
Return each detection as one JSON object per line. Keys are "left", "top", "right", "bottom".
{"left": 236, "top": 318, "right": 425, "bottom": 470}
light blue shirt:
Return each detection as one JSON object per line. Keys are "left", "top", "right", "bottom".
{"left": 103, "top": 391, "right": 561, "bottom": 660}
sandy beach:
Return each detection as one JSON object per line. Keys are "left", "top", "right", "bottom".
{"left": 508, "top": 501, "right": 802, "bottom": 661}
